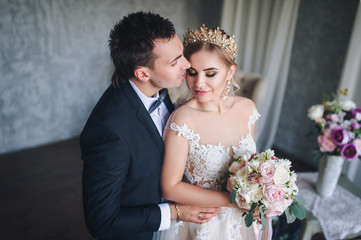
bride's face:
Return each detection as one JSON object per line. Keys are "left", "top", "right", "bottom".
{"left": 186, "top": 49, "right": 234, "bottom": 103}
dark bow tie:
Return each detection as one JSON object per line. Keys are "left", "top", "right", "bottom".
{"left": 148, "top": 89, "right": 168, "bottom": 114}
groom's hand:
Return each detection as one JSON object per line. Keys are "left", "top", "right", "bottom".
{"left": 252, "top": 208, "right": 261, "bottom": 221}
{"left": 171, "top": 204, "right": 220, "bottom": 224}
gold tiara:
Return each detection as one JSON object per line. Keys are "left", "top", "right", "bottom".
{"left": 183, "top": 24, "right": 237, "bottom": 60}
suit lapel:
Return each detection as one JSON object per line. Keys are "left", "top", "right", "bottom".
{"left": 121, "top": 82, "right": 164, "bottom": 153}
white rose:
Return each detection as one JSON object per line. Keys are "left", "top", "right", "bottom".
{"left": 238, "top": 183, "right": 258, "bottom": 203}
{"left": 229, "top": 161, "right": 244, "bottom": 173}
{"left": 235, "top": 167, "right": 248, "bottom": 182}
{"left": 339, "top": 100, "right": 356, "bottom": 111}
{"left": 237, "top": 188, "right": 251, "bottom": 204}
{"left": 243, "top": 180, "right": 258, "bottom": 191}
{"left": 249, "top": 188, "right": 263, "bottom": 203}
{"left": 274, "top": 167, "right": 290, "bottom": 187}
{"left": 248, "top": 160, "right": 260, "bottom": 170}
{"left": 274, "top": 159, "right": 291, "bottom": 170}
{"left": 308, "top": 104, "right": 324, "bottom": 120}
{"left": 236, "top": 192, "right": 250, "bottom": 209}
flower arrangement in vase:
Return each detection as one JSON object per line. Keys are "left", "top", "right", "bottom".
{"left": 308, "top": 89, "right": 361, "bottom": 161}
{"left": 308, "top": 89, "right": 361, "bottom": 196}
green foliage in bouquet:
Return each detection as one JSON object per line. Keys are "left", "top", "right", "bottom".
{"left": 284, "top": 196, "right": 306, "bottom": 224}
{"left": 229, "top": 191, "right": 306, "bottom": 229}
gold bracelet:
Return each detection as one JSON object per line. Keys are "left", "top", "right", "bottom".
{"left": 174, "top": 203, "right": 181, "bottom": 222}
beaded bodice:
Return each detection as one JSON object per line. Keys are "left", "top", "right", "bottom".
{"left": 170, "top": 109, "right": 260, "bottom": 191}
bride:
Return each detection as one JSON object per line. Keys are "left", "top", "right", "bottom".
{"left": 157, "top": 25, "right": 271, "bottom": 240}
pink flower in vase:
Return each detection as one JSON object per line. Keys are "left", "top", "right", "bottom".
{"left": 318, "top": 135, "right": 336, "bottom": 152}
{"left": 351, "top": 121, "right": 361, "bottom": 130}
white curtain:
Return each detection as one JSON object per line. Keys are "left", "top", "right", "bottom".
{"left": 221, "top": 0, "right": 300, "bottom": 151}
{"left": 337, "top": 3, "right": 361, "bottom": 186}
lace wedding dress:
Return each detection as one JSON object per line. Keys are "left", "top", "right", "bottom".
{"left": 158, "top": 109, "right": 264, "bottom": 240}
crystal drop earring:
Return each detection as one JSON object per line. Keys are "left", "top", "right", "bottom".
{"left": 222, "top": 80, "right": 231, "bottom": 101}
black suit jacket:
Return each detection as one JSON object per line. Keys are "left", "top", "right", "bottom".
{"left": 80, "top": 82, "right": 174, "bottom": 240}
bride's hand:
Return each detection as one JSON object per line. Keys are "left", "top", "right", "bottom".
{"left": 171, "top": 204, "right": 220, "bottom": 224}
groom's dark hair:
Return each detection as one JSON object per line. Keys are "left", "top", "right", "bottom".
{"left": 108, "top": 11, "right": 176, "bottom": 87}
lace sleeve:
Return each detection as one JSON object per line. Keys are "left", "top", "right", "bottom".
{"left": 247, "top": 108, "right": 261, "bottom": 132}
{"left": 170, "top": 122, "right": 200, "bottom": 142}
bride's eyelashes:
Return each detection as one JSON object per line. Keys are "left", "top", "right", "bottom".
{"left": 186, "top": 69, "right": 218, "bottom": 78}
{"left": 205, "top": 71, "right": 217, "bottom": 77}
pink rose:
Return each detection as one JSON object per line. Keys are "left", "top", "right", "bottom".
{"left": 318, "top": 135, "right": 336, "bottom": 152}
{"left": 263, "top": 185, "right": 285, "bottom": 207}
{"left": 258, "top": 162, "right": 275, "bottom": 185}
{"left": 263, "top": 208, "right": 283, "bottom": 217}
{"left": 353, "top": 139, "right": 361, "bottom": 156}
{"left": 264, "top": 196, "right": 292, "bottom": 217}
{"left": 323, "top": 128, "right": 332, "bottom": 138}
{"left": 263, "top": 186, "right": 292, "bottom": 217}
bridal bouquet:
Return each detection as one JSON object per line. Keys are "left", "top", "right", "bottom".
{"left": 226, "top": 149, "right": 306, "bottom": 229}
{"left": 308, "top": 89, "right": 361, "bottom": 161}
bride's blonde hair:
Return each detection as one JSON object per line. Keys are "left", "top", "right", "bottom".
{"left": 184, "top": 41, "right": 237, "bottom": 69}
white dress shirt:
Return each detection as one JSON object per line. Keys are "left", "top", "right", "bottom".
{"left": 129, "top": 80, "right": 171, "bottom": 231}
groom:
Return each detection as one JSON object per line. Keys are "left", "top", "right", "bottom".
{"left": 80, "top": 11, "right": 219, "bottom": 240}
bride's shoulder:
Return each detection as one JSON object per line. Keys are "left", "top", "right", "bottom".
{"left": 232, "top": 96, "right": 256, "bottom": 113}
{"left": 168, "top": 103, "right": 196, "bottom": 126}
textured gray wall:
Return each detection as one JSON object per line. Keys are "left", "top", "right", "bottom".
{"left": 0, "top": 0, "right": 221, "bottom": 154}
{"left": 274, "top": 0, "right": 359, "bottom": 167}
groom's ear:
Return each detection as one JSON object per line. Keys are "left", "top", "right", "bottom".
{"left": 134, "top": 66, "right": 151, "bottom": 82}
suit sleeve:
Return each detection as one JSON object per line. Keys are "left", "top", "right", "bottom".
{"left": 80, "top": 124, "right": 161, "bottom": 238}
